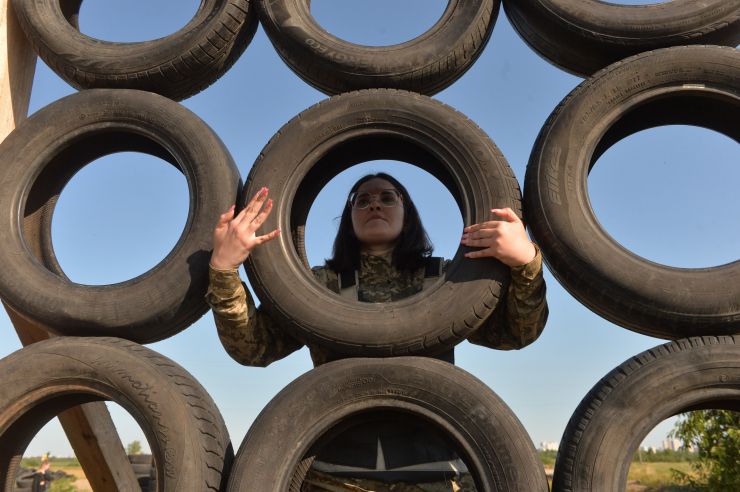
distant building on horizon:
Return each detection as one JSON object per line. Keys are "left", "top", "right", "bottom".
{"left": 662, "top": 438, "right": 683, "bottom": 451}
{"left": 539, "top": 441, "right": 559, "bottom": 452}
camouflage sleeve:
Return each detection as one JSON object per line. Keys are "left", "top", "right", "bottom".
{"left": 467, "top": 244, "right": 548, "bottom": 350}
{"left": 205, "top": 265, "right": 303, "bottom": 367}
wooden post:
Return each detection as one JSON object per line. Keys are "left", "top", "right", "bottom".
{"left": 0, "top": 0, "right": 35, "bottom": 131}
{"left": 2, "top": 2, "right": 140, "bottom": 490}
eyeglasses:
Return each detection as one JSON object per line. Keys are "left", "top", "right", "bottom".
{"left": 348, "top": 189, "right": 403, "bottom": 209}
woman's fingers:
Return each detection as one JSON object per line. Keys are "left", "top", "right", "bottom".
{"left": 221, "top": 204, "right": 236, "bottom": 220}
{"left": 215, "top": 205, "right": 236, "bottom": 229}
{"left": 462, "top": 229, "right": 496, "bottom": 241}
{"left": 247, "top": 198, "right": 273, "bottom": 231}
{"left": 461, "top": 237, "right": 495, "bottom": 248}
{"left": 464, "top": 220, "right": 502, "bottom": 233}
{"left": 255, "top": 228, "right": 280, "bottom": 245}
{"left": 491, "top": 207, "right": 521, "bottom": 223}
{"left": 464, "top": 208, "right": 521, "bottom": 233}
{"left": 233, "top": 187, "right": 269, "bottom": 225}
{"left": 464, "top": 248, "right": 493, "bottom": 259}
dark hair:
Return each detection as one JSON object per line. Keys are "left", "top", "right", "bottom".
{"left": 326, "top": 173, "right": 433, "bottom": 273}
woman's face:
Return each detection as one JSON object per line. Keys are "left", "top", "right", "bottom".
{"left": 351, "top": 178, "right": 405, "bottom": 250}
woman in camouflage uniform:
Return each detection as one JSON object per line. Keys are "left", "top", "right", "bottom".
{"left": 207, "top": 173, "right": 548, "bottom": 491}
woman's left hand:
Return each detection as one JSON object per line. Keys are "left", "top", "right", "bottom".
{"left": 461, "top": 208, "right": 536, "bottom": 267}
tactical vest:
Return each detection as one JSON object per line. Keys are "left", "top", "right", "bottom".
{"left": 335, "top": 256, "right": 454, "bottom": 365}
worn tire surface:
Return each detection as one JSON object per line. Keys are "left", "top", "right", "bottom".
{"left": 552, "top": 336, "right": 740, "bottom": 492}
{"left": 245, "top": 89, "right": 521, "bottom": 356}
{"left": 11, "top": 0, "right": 258, "bottom": 101}
{"left": 0, "top": 89, "right": 241, "bottom": 343}
{"left": 524, "top": 46, "right": 740, "bottom": 339}
{"left": 227, "top": 357, "right": 548, "bottom": 491}
{"left": 0, "top": 337, "right": 233, "bottom": 492}
{"left": 256, "top": 0, "right": 499, "bottom": 95}
{"left": 503, "top": 0, "right": 740, "bottom": 76}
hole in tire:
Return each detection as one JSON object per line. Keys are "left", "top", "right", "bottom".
{"left": 627, "top": 410, "right": 739, "bottom": 489}
{"left": 305, "top": 161, "right": 463, "bottom": 278}
{"left": 589, "top": 125, "right": 739, "bottom": 268}
{"left": 77, "top": 0, "right": 201, "bottom": 43}
{"left": 293, "top": 408, "right": 480, "bottom": 490}
{"left": 20, "top": 402, "right": 154, "bottom": 492}
{"left": 310, "top": 0, "right": 448, "bottom": 47}
{"left": 51, "top": 152, "right": 188, "bottom": 285}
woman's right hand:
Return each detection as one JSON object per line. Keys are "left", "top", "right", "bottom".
{"left": 210, "top": 187, "right": 280, "bottom": 270}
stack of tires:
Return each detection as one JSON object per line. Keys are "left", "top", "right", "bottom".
{"left": 12, "top": 467, "right": 72, "bottom": 492}
{"left": 0, "top": 0, "right": 738, "bottom": 491}
{"left": 129, "top": 455, "right": 156, "bottom": 492}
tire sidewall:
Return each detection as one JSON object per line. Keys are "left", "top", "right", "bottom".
{"left": 524, "top": 46, "right": 740, "bottom": 338}
{"left": 227, "top": 357, "right": 547, "bottom": 491}
{"left": 0, "top": 89, "right": 241, "bottom": 342}
{"left": 0, "top": 337, "right": 231, "bottom": 491}
{"left": 503, "top": 0, "right": 740, "bottom": 76}
{"left": 552, "top": 336, "right": 740, "bottom": 491}
{"left": 256, "top": 0, "right": 499, "bottom": 94}
{"left": 246, "top": 90, "right": 518, "bottom": 355}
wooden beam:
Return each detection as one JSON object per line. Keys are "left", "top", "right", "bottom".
{"left": 2, "top": 2, "right": 140, "bottom": 490}
{"left": 58, "top": 403, "right": 143, "bottom": 491}
{"left": 0, "top": 0, "right": 35, "bottom": 140}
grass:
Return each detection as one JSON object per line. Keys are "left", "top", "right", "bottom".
{"left": 47, "top": 477, "right": 79, "bottom": 492}
{"left": 538, "top": 450, "right": 557, "bottom": 466}
{"left": 24, "top": 455, "right": 696, "bottom": 491}
{"left": 537, "top": 453, "right": 695, "bottom": 490}
{"left": 21, "top": 456, "right": 80, "bottom": 468}
{"left": 627, "top": 462, "right": 700, "bottom": 491}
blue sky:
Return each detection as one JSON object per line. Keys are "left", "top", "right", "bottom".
{"left": 3, "top": 0, "right": 738, "bottom": 458}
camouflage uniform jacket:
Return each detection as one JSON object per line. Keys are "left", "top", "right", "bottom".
{"left": 206, "top": 247, "right": 548, "bottom": 367}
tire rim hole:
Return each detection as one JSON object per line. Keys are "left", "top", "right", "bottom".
{"left": 51, "top": 152, "right": 188, "bottom": 285}
{"left": 309, "top": 0, "right": 449, "bottom": 47}
{"left": 628, "top": 410, "right": 738, "bottom": 486}
{"left": 19, "top": 402, "right": 153, "bottom": 491}
{"left": 588, "top": 125, "right": 739, "bottom": 268}
{"left": 295, "top": 409, "right": 480, "bottom": 489}
{"left": 76, "top": 0, "right": 201, "bottom": 42}
{"left": 306, "top": 161, "right": 462, "bottom": 274}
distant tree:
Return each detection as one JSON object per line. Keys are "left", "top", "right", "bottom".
{"left": 670, "top": 410, "right": 740, "bottom": 491}
{"left": 126, "top": 440, "right": 142, "bottom": 455}
{"left": 631, "top": 448, "right": 694, "bottom": 463}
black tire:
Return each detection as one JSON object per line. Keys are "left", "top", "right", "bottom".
{"left": 256, "top": 0, "right": 499, "bottom": 95}
{"left": 503, "top": 0, "right": 740, "bottom": 77}
{"left": 552, "top": 336, "right": 740, "bottom": 492}
{"left": 0, "top": 337, "right": 233, "bottom": 492}
{"left": 245, "top": 89, "right": 521, "bottom": 356}
{"left": 129, "top": 454, "right": 153, "bottom": 465}
{"left": 288, "top": 456, "right": 314, "bottom": 492}
{"left": 132, "top": 463, "right": 152, "bottom": 476}
{"left": 11, "top": 0, "right": 258, "bottom": 101}
{"left": 0, "top": 89, "right": 241, "bottom": 343}
{"left": 227, "top": 357, "right": 548, "bottom": 491}
{"left": 523, "top": 46, "right": 740, "bottom": 340}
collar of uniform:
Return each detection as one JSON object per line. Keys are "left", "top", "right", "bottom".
{"left": 360, "top": 250, "right": 394, "bottom": 264}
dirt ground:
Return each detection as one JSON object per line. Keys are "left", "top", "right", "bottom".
{"left": 56, "top": 466, "right": 91, "bottom": 492}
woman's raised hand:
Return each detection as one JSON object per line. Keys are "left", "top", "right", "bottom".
{"left": 210, "top": 187, "right": 280, "bottom": 270}
{"left": 461, "top": 208, "right": 536, "bottom": 267}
